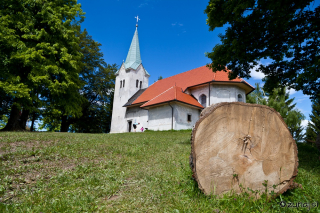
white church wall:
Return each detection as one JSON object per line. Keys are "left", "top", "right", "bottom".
{"left": 148, "top": 102, "right": 200, "bottom": 131}
{"left": 110, "top": 63, "right": 150, "bottom": 133}
{"left": 190, "top": 84, "right": 246, "bottom": 108}
{"left": 210, "top": 84, "right": 246, "bottom": 104}
{"left": 190, "top": 85, "right": 210, "bottom": 107}
{"left": 173, "top": 103, "right": 200, "bottom": 130}
{"left": 148, "top": 104, "right": 173, "bottom": 131}
{"left": 125, "top": 106, "right": 148, "bottom": 130}
{"left": 110, "top": 65, "right": 128, "bottom": 133}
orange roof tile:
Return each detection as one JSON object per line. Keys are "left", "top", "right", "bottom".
{"left": 133, "top": 65, "right": 253, "bottom": 105}
{"left": 141, "top": 86, "right": 204, "bottom": 109}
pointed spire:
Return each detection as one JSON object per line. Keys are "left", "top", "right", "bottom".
{"left": 124, "top": 27, "right": 142, "bottom": 70}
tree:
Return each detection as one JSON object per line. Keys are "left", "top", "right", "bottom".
{"left": 69, "top": 29, "right": 116, "bottom": 133}
{"left": 205, "top": 0, "right": 320, "bottom": 100}
{"left": 247, "top": 83, "right": 305, "bottom": 142}
{"left": 306, "top": 98, "right": 320, "bottom": 142}
{"left": 0, "top": 0, "right": 85, "bottom": 131}
{"left": 66, "top": 63, "right": 116, "bottom": 133}
{"left": 0, "top": 114, "right": 8, "bottom": 129}
{"left": 39, "top": 29, "right": 117, "bottom": 133}
{"left": 246, "top": 83, "right": 267, "bottom": 105}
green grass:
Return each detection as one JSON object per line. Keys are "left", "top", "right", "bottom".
{"left": 0, "top": 131, "right": 319, "bottom": 212}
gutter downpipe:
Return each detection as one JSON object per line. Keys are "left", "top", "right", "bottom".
{"left": 168, "top": 103, "right": 173, "bottom": 130}
{"left": 208, "top": 82, "right": 211, "bottom": 106}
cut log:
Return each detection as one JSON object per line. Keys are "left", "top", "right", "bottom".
{"left": 190, "top": 102, "right": 299, "bottom": 197}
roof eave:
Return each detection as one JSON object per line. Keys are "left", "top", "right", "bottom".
{"left": 185, "top": 80, "right": 255, "bottom": 95}
{"left": 141, "top": 100, "right": 204, "bottom": 110}
{"left": 123, "top": 102, "right": 147, "bottom": 107}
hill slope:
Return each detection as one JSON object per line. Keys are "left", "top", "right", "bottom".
{"left": 0, "top": 131, "right": 319, "bottom": 212}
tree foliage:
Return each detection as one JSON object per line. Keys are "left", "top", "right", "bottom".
{"left": 39, "top": 29, "right": 117, "bottom": 133}
{"left": 0, "top": 0, "right": 85, "bottom": 131}
{"left": 247, "top": 83, "right": 305, "bottom": 142}
{"left": 68, "top": 29, "right": 116, "bottom": 133}
{"left": 306, "top": 98, "right": 320, "bottom": 141}
{"left": 205, "top": 0, "right": 320, "bottom": 99}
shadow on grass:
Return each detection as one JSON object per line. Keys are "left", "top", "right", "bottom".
{"left": 177, "top": 139, "right": 190, "bottom": 145}
{"left": 297, "top": 143, "right": 320, "bottom": 174}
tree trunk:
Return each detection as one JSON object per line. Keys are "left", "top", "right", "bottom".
{"left": 60, "top": 115, "right": 70, "bottom": 132}
{"left": 190, "top": 102, "right": 298, "bottom": 197}
{"left": 30, "top": 111, "right": 36, "bottom": 132}
{"left": 19, "top": 109, "right": 29, "bottom": 130}
{"left": 316, "top": 133, "right": 320, "bottom": 155}
{"left": 1, "top": 104, "right": 24, "bottom": 131}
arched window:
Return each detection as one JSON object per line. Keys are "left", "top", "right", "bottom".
{"left": 136, "top": 80, "right": 139, "bottom": 88}
{"left": 123, "top": 80, "right": 125, "bottom": 87}
{"left": 238, "top": 94, "right": 243, "bottom": 102}
{"left": 140, "top": 81, "right": 142, "bottom": 89}
{"left": 120, "top": 80, "right": 122, "bottom": 88}
{"left": 200, "top": 94, "right": 207, "bottom": 107}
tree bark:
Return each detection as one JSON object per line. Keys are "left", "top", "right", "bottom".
{"left": 60, "top": 115, "right": 70, "bottom": 132}
{"left": 19, "top": 109, "right": 29, "bottom": 130}
{"left": 30, "top": 111, "right": 36, "bottom": 131}
{"left": 190, "top": 102, "right": 299, "bottom": 197}
{"left": 1, "top": 104, "right": 24, "bottom": 131}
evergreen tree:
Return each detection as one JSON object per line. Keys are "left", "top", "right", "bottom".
{"left": 246, "top": 83, "right": 267, "bottom": 105}
{"left": 306, "top": 99, "right": 320, "bottom": 141}
{"left": 247, "top": 83, "right": 305, "bottom": 142}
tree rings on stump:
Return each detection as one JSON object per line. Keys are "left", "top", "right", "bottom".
{"left": 190, "top": 102, "right": 299, "bottom": 197}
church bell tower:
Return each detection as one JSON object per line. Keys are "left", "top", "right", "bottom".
{"left": 110, "top": 17, "right": 150, "bottom": 133}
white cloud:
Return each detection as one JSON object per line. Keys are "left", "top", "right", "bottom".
{"left": 139, "top": 3, "right": 148, "bottom": 7}
{"left": 249, "top": 63, "right": 265, "bottom": 80}
{"left": 301, "top": 120, "right": 309, "bottom": 128}
{"left": 288, "top": 88, "right": 297, "bottom": 95}
{"left": 250, "top": 71, "right": 265, "bottom": 80}
{"left": 295, "top": 97, "right": 309, "bottom": 103}
{"left": 171, "top": 22, "right": 183, "bottom": 27}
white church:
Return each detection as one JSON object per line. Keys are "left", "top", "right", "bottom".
{"left": 110, "top": 24, "right": 254, "bottom": 133}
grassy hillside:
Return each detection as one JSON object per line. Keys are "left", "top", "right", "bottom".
{"left": 0, "top": 131, "right": 319, "bottom": 212}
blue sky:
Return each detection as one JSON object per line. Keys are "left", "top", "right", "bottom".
{"left": 72, "top": 0, "right": 312, "bottom": 127}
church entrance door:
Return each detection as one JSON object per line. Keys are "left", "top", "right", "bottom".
{"left": 128, "top": 121, "right": 132, "bottom": 132}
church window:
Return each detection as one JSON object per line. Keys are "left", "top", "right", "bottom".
{"left": 187, "top": 114, "right": 192, "bottom": 122}
{"left": 140, "top": 81, "right": 142, "bottom": 89}
{"left": 238, "top": 94, "right": 243, "bottom": 102}
{"left": 200, "top": 94, "right": 207, "bottom": 107}
{"left": 120, "top": 80, "right": 122, "bottom": 88}
{"left": 123, "top": 80, "right": 125, "bottom": 87}
{"left": 136, "top": 80, "right": 139, "bottom": 88}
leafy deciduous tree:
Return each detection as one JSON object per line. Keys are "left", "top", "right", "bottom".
{"left": 0, "top": 0, "right": 85, "bottom": 131}
{"left": 205, "top": 0, "right": 320, "bottom": 99}
{"left": 39, "top": 29, "right": 117, "bottom": 132}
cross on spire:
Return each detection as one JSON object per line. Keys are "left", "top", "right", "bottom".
{"left": 135, "top": 16, "right": 140, "bottom": 27}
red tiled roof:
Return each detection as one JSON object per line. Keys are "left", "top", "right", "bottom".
{"left": 133, "top": 65, "right": 253, "bottom": 105}
{"left": 141, "top": 86, "right": 204, "bottom": 109}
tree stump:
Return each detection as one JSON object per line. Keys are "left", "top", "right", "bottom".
{"left": 190, "top": 102, "right": 299, "bottom": 197}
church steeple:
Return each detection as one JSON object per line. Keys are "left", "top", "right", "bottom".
{"left": 124, "top": 26, "right": 142, "bottom": 70}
